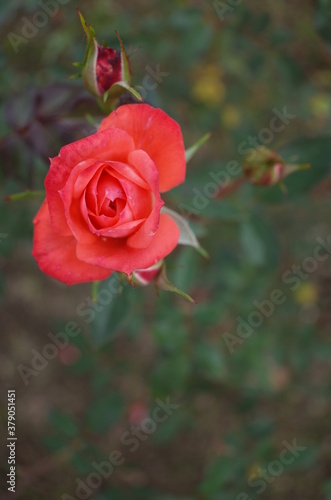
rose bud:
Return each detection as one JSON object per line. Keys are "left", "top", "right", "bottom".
{"left": 243, "top": 146, "right": 310, "bottom": 187}
{"left": 96, "top": 46, "right": 123, "bottom": 96}
{"left": 76, "top": 10, "right": 141, "bottom": 104}
{"left": 119, "top": 259, "right": 195, "bottom": 302}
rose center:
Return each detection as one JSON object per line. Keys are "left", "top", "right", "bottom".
{"left": 108, "top": 200, "right": 116, "bottom": 211}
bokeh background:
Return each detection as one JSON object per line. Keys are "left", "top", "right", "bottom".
{"left": 1, "top": 0, "right": 331, "bottom": 498}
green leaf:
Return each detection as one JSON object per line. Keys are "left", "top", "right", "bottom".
{"left": 245, "top": 417, "right": 275, "bottom": 438}
{"left": 322, "top": 479, "right": 331, "bottom": 499}
{"left": 42, "top": 433, "right": 70, "bottom": 453}
{"left": 240, "top": 221, "right": 265, "bottom": 267}
{"left": 171, "top": 246, "right": 199, "bottom": 292}
{"left": 86, "top": 393, "right": 124, "bottom": 433}
{"left": 184, "top": 199, "right": 245, "bottom": 221}
{"left": 152, "top": 411, "right": 188, "bottom": 444}
{"left": 193, "top": 341, "right": 226, "bottom": 380}
{"left": 4, "top": 190, "right": 45, "bottom": 201}
{"left": 89, "top": 275, "right": 133, "bottom": 347}
{"left": 286, "top": 445, "right": 319, "bottom": 471}
{"left": 161, "top": 207, "right": 208, "bottom": 257}
{"left": 199, "top": 455, "right": 241, "bottom": 495}
{"left": 48, "top": 409, "right": 79, "bottom": 438}
{"left": 152, "top": 322, "right": 188, "bottom": 354}
{"left": 315, "top": 0, "right": 331, "bottom": 45}
{"left": 185, "top": 133, "right": 210, "bottom": 163}
{"left": 71, "top": 452, "right": 96, "bottom": 474}
{"left": 240, "top": 214, "right": 279, "bottom": 268}
{"left": 151, "top": 355, "right": 190, "bottom": 394}
{"left": 150, "top": 496, "right": 194, "bottom": 500}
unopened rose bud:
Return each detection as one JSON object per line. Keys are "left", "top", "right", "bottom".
{"left": 76, "top": 10, "right": 141, "bottom": 103}
{"left": 96, "top": 46, "right": 123, "bottom": 96}
{"left": 119, "top": 261, "right": 194, "bottom": 302}
{"left": 243, "top": 146, "right": 309, "bottom": 186}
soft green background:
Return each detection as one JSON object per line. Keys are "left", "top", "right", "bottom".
{"left": 1, "top": 0, "right": 331, "bottom": 498}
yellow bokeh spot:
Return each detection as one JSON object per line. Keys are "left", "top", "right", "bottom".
{"left": 191, "top": 64, "right": 225, "bottom": 106}
{"left": 293, "top": 282, "right": 319, "bottom": 305}
{"left": 309, "top": 94, "right": 331, "bottom": 118}
{"left": 246, "top": 463, "right": 262, "bottom": 481}
{"left": 221, "top": 104, "right": 241, "bottom": 129}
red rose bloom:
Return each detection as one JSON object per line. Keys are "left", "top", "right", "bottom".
{"left": 32, "top": 104, "right": 186, "bottom": 285}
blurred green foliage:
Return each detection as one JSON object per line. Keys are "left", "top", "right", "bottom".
{"left": 1, "top": 0, "right": 331, "bottom": 499}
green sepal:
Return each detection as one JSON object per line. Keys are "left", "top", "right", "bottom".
{"left": 185, "top": 133, "right": 210, "bottom": 163}
{"left": 115, "top": 30, "right": 132, "bottom": 83}
{"left": 91, "top": 281, "right": 100, "bottom": 303}
{"left": 161, "top": 207, "right": 208, "bottom": 258}
{"left": 97, "top": 81, "right": 142, "bottom": 111}
{"left": 283, "top": 162, "right": 311, "bottom": 175}
{"left": 4, "top": 190, "right": 45, "bottom": 202}
{"left": 77, "top": 9, "right": 100, "bottom": 97}
{"left": 77, "top": 9, "right": 96, "bottom": 67}
{"left": 277, "top": 163, "right": 310, "bottom": 193}
{"left": 108, "top": 81, "right": 142, "bottom": 102}
{"left": 155, "top": 262, "right": 195, "bottom": 303}
{"left": 84, "top": 113, "right": 100, "bottom": 129}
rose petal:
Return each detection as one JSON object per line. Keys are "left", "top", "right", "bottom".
{"left": 45, "top": 127, "right": 135, "bottom": 235}
{"left": 60, "top": 161, "right": 105, "bottom": 244}
{"left": 108, "top": 167, "right": 152, "bottom": 220}
{"left": 32, "top": 200, "right": 112, "bottom": 285}
{"left": 76, "top": 213, "right": 180, "bottom": 275}
{"left": 99, "top": 104, "right": 186, "bottom": 192}
{"left": 61, "top": 160, "right": 153, "bottom": 241}
{"left": 96, "top": 170, "right": 125, "bottom": 213}
{"left": 126, "top": 150, "right": 164, "bottom": 249}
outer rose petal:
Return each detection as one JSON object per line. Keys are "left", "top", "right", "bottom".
{"left": 99, "top": 104, "right": 186, "bottom": 193}
{"left": 32, "top": 200, "right": 112, "bottom": 285}
{"left": 76, "top": 213, "right": 180, "bottom": 275}
{"left": 45, "top": 127, "right": 135, "bottom": 236}
{"left": 126, "top": 149, "right": 164, "bottom": 249}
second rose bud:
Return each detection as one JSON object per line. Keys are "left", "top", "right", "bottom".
{"left": 76, "top": 9, "right": 141, "bottom": 105}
